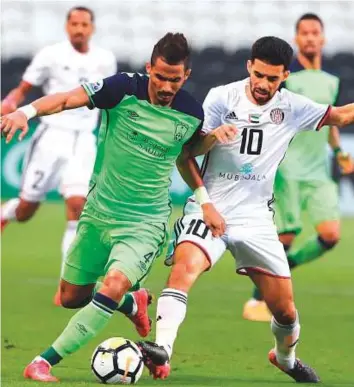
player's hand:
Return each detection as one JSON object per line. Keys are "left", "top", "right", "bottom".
{"left": 211, "top": 124, "right": 238, "bottom": 144}
{"left": 201, "top": 203, "right": 226, "bottom": 237}
{"left": 336, "top": 152, "right": 354, "bottom": 175}
{"left": 1, "top": 99, "right": 17, "bottom": 116}
{"left": 0, "top": 111, "right": 29, "bottom": 143}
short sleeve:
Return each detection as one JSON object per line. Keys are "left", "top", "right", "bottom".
{"left": 82, "top": 73, "right": 133, "bottom": 109}
{"left": 22, "top": 47, "right": 51, "bottom": 86}
{"left": 290, "top": 92, "right": 331, "bottom": 132}
{"left": 202, "top": 87, "right": 225, "bottom": 134}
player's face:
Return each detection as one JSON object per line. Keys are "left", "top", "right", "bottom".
{"left": 66, "top": 10, "right": 94, "bottom": 48}
{"left": 247, "top": 59, "right": 289, "bottom": 105}
{"left": 295, "top": 20, "right": 324, "bottom": 58}
{"left": 146, "top": 57, "right": 191, "bottom": 106}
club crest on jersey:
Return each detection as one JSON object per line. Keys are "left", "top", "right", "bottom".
{"left": 270, "top": 108, "right": 284, "bottom": 124}
{"left": 174, "top": 122, "right": 189, "bottom": 142}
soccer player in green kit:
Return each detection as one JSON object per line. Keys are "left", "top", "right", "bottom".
{"left": 243, "top": 13, "right": 354, "bottom": 322}
{"left": 1, "top": 33, "right": 225, "bottom": 382}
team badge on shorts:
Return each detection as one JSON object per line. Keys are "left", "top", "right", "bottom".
{"left": 270, "top": 108, "right": 284, "bottom": 124}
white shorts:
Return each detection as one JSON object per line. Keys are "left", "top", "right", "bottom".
{"left": 167, "top": 207, "right": 290, "bottom": 279}
{"left": 20, "top": 124, "right": 96, "bottom": 202}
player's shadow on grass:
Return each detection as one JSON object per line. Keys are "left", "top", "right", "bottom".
{"left": 159, "top": 374, "right": 290, "bottom": 385}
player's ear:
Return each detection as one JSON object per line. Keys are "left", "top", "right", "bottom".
{"left": 283, "top": 70, "right": 290, "bottom": 81}
{"left": 246, "top": 60, "right": 252, "bottom": 75}
{"left": 146, "top": 62, "right": 151, "bottom": 74}
{"left": 184, "top": 68, "right": 191, "bottom": 81}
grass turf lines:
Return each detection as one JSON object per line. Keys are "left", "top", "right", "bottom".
{"left": 2, "top": 203, "right": 354, "bottom": 386}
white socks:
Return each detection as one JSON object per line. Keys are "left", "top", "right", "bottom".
{"left": 1, "top": 198, "right": 20, "bottom": 221}
{"left": 155, "top": 288, "right": 188, "bottom": 360}
{"left": 271, "top": 311, "right": 300, "bottom": 370}
{"left": 60, "top": 221, "right": 78, "bottom": 276}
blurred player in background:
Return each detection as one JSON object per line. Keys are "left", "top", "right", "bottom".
{"left": 0, "top": 6, "right": 117, "bottom": 305}
{"left": 243, "top": 13, "right": 354, "bottom": 322}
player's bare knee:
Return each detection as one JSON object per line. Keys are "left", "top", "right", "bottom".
{"left": 279, "top": 233, "right": 295, "bottom": 249}
{"left": 318, "top": 230, "right": 340, "bottom": 248}
{"left": 174, "top": 245, "right": 209, "bottom": 275}
{"left": 273, "top": 302, "right": 296, "bottom": 325}
{"left": 15, "top": 200, "right": 40, "bottom": 222}
{"left": 66, "top": 197, "right": 86, "bottom": 220}
{"left": 60, "top": 282, "right": 93, "bottom": 309}
{"left": 100, "top": 270, "right": 132, "bottom": 302}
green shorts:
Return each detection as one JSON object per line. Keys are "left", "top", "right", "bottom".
{"left": 274, "top": 174, "right": 339, "bottom": 235}
{"left": 62, "top": 214, "right": 167, "bottom": 287}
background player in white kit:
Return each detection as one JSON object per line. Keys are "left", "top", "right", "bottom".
{"left": 138, "top": 37, "right": 354, "bottom": 383}
{"left": 0, "top": 6, "right": 117, "bottom": 305}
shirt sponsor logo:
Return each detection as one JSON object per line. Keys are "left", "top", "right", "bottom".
{"left": 218, "top": 163, "right": 266, "bottom": 181}
{"left": 270, "top": 108, "right": 284, "bottom": 124}
{"left": 126, "top": 129, "right": 169, "bottom": 159}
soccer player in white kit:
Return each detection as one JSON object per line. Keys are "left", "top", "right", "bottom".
{"left": 0, "top": 6, "right": 117, "bottom": 304}
{"left": 138, "top": 37, "right": 354, "bottom": 383}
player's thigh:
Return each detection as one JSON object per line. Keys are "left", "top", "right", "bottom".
{"left": 60, "top": 132, "right": 96, "bottom": 199}
{"left": 229, "top": 220, "right": 291, "bottom": 279}
{"left": 166, "top": 213, "right": 227, "bottom": 269}
{"left": 305, "top": 180, "right": 340, "bottom": 226}
{"left": 62, "top": 216, "right": 110, "bottom": 286}
{"left": 274, "top": 173, "right": 302, "bottom": 235}
{"left": 20, "top": 125, "right": 62, "bottom": 202}
{"left": 106, "top": 222, "right": 168, "bottom": 289}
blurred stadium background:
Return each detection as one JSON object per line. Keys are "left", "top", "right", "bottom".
{"left": 1, "top": 0, "right": 354, "bottom": 211}
{"left": 1, "top": 1, "right": 354, "bottom": 386}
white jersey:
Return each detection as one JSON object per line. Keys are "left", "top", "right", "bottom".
{"left": 197, "top": 78, "right": 330, "bottom": 223}
{"left": 23, "top": 41, "right": 117, "bottom": 132}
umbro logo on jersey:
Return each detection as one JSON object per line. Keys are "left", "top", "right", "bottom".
{"left": 127, "top": 110, "right": 140, "bottom": 120}
{"left": 225, "top": 111, "right": 238, "bottom": 120}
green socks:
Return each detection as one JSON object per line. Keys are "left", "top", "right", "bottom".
{"left": 94, "top": 281, "right": 136, "bottom": 315}
{"left": 287, "top": 235, "right": 336, "bottom": 268}
{"left": 41, "top": 293, "right": 117, "bottom": 365}
{"left": 251, "top": 235, "right": 337, "bottom": 302}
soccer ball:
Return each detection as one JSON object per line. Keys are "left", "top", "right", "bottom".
{"left": 91, "top": 337, "right": 144, "bottom": 384}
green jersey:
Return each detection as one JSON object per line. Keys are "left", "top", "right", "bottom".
{"left": 278, "top": 59, "right": 340, "bottom": 181}
{"left": 82, "top": 73, "right": 204, "bottom": 223}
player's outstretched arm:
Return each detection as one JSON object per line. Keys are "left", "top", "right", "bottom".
{"left": 0, "top": 86, "right": 90, "bottom": 143}
{"left": 176, "top": 147, "right": 226, "bottom": 237}
{"left": 324, "top": 103, "right": 354, "bottom": 128}
{"left": 190, "top": 124, "right": 238, "bottom": 156}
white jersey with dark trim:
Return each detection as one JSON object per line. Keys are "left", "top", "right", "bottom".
{"left": 196, "top": 78, "right": 330, "bottom": 223}
{"left": 23, "top": 41, "right": 117, "bottom": 132}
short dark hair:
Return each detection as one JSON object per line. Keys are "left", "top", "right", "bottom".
{"left": 296, "top": 13, "right": 324, "bottom": 31}
{"left": 251, "top": 36, "right": 293, "bottom": 71}
{"left": 151, "top": 33, "right": 191, "bottom": 69}
{"left": 67, "top": 6, "right": 95, "bottom": 22}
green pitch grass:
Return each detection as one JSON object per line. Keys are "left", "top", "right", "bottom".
{"left": 2, "top": 204, "right": 354, "bottom": 387}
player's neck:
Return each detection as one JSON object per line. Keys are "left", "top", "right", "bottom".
{"left": 70, "top": 41, "right": 90, "bottom": 54}
{"left": 297, "top": 53, "right": 321, "bottom": 70}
